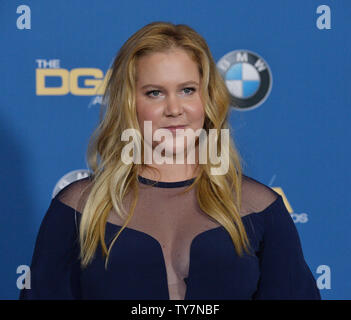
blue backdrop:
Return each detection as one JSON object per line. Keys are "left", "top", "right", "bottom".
{"left": 1, "top": 0, "right": 350, "bottom": 299}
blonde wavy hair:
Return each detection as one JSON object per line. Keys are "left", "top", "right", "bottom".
{"left": 79, "top": 21, "right": 253, "bottom": 269}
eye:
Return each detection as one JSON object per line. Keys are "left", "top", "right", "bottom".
{"left": 182, "top": 87, "right": 196, "bottom": 95}
{"left": 145, "top": 87, "right": 196, "bottom": 98}
{"left": 146, "top": 90, "right": 162, "bottom": 98}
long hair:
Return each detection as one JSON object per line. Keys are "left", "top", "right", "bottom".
{"left": 79, "top": 21, "right": 252, "bottom": 269}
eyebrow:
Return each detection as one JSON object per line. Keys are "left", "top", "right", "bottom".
{"left": 140, "top": 81, "right": 199, "bottom": 90}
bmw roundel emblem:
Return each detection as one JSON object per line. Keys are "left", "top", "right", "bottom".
{"left": 217, "top": 50, "right": 272, "bottom": 111}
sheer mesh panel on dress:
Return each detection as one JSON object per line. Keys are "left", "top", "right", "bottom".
{"left": 55, "top": 174, "right": 278, "bottom": 300}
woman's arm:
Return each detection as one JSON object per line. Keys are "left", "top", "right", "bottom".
{"left": 19, "top": 198, "right": 81, "bottom": 299}
{"left": 252, "top": 196, "right": 321, "bottom": 300}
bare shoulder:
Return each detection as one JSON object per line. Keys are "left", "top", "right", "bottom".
{"left": 55, "top": 176, "right": 94, "bottom": 213}
{"left": 240, "top": 174, "right": 279, "bottom": 216}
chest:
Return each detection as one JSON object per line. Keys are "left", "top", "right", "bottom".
{"left": 102, "top": 195, "right": 224, "bottom": 299}
{"left": 79, "top": 220, "right": 261, "bottom": 300}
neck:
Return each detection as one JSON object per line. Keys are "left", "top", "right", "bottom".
{"left": 138, "top": 163, "right": 200, "bottom": 182}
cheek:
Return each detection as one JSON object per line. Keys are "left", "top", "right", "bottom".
{"left": 190, "top": 101, "right": 205, "bottom": 124}
{"left": 136, "top": 97, "right": 148, "bottom": 121}
{"left": 138, "top": 107, "right": 162, "bottom": 122}
{"left": 136, "top": 101, "right": 164, "bottom": 128}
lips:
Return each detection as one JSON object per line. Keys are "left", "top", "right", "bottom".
{"left": 163, "top": 125, "right": 187, "bottom": 129}
{"left": 162, "top": 125, "right": 187, "bottom": 133}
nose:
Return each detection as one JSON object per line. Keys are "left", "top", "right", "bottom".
{"left": 164, "top": 94, "right": 183, "bottom": 116}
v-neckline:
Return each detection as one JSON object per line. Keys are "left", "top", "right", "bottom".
{"left": 102, "top": 218, "right": 225, "bottom": 300}
{"left": 53, "top": 195, "right": 283, "bottom": 299}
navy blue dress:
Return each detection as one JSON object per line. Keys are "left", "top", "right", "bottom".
{"left": 19, "top": 177, "right": 321, "bottom": 300}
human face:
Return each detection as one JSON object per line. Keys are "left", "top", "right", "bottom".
{"left": 135, "top": 48, "right": 205, "bottom": 160}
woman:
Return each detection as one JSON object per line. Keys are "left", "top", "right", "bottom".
{"left": 19, "top": 21, "right": 321, "bottom": 300}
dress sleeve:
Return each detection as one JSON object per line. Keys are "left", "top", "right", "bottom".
{"left": 19, "top": 198, "right": 81, "bottom": 299}
{"left": 252, "top": 195, "right": 321, "bottom": 300}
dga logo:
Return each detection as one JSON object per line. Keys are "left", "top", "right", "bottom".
{"left": 52, "top": 169, "right": 91, "bottom": 199}
{"left": 217, "top": 50, "right": 272, "bottom": 111}
{"left": 35, "top": 59, "right": 112, "bottom": 96}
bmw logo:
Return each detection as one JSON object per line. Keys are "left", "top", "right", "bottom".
{"left": 217, "top": 50, "right": 272, "bottom": 111}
